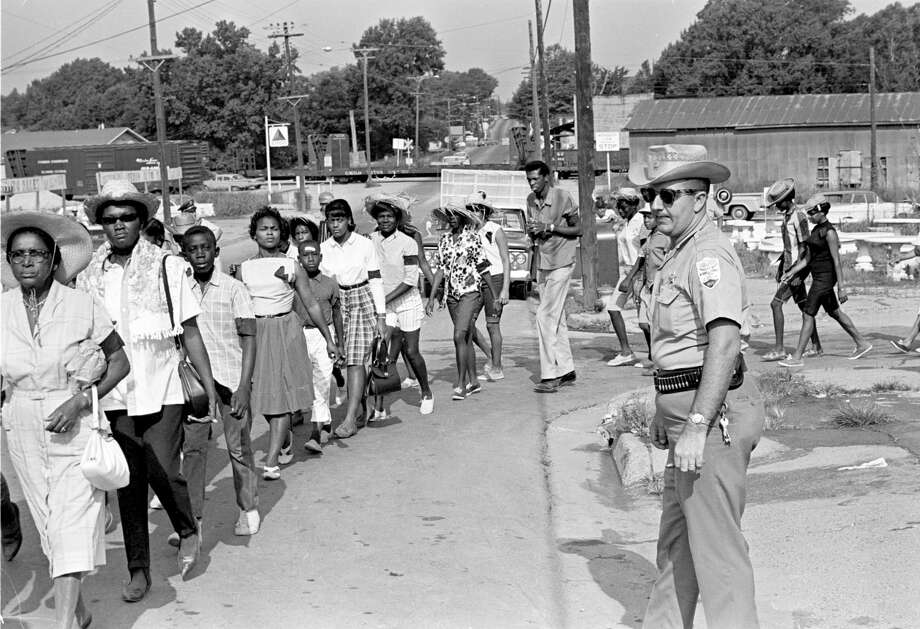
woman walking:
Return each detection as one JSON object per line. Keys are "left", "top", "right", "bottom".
{"left": 237, "top": 207, "right": 340, "bottom": 479}
{"left": 425, "top": 204, "right": 492, "bottom": 400}
{"left": 319, "top": 199, "right": 387, "bottom": 438}
{"left": 779, "top": 194, "right": 872, "bottom": 367}
{"left": 2, "top": 211, "right": 130, "bottom": 628}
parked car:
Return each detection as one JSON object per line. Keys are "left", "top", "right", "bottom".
{"left": 421, "top": 206, "right": 534, "bottom": 299}
{"left": 821, "top": 189, "right": 897, "bottom": 224}
{"left": 202, "top": 173, "right": 264, "bottom": 191}
{"left": 706, "top": 188, "right": 764, "bottom": 221}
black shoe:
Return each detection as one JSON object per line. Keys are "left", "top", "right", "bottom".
{"left": 121, "top": 568, "right": 151, "bottom": 603}
{"left": 2, "top": 503, "right": 22, "bottom": 562}
{"left": 534, "top": 379, "right": 560, "bottom": 393}
{"left": 559, "top": 371, "right": 577, "bottom": 385}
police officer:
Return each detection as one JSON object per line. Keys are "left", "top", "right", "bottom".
{"left": 630, "top": 145, "right": 765, "bottom": 629}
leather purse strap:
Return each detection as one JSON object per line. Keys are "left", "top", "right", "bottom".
{"left": 161, "top": 256, "right": 186, "bottom": 356}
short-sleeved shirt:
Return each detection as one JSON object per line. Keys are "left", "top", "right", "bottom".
{"left": 102, "top": 254, "right": 201, "bottom": 415}
{"left": 527, "top": 186, "right": 578, "bottom": 270}
{"left": 479, "top": 220, "right": 505, "bottom": 275}
{"left": 781, "top": 207, "right": 810, "bottom": 272}
{"left": 618, "top": 212, "right": 645, "bottom": 266}
{"left": 303, "top": 273, "right": 339, "bottom": 329}
{"left": 432, "top": 227, "right": 490, "bottom": 299}
{"left": 1, "top": 281, "right": 118, "bottom": 393}
{"left": 651, "top": 219, "right": 748, "bottom": 371}
{"left": 191, "top": 270, "right": 255, "bottom": 391}
{"left": 240, "top": 256, "right": 297, "bottom": 317}
{"left": 320, "top": 232, "right": 386, "bottom": 313}
{"left": 640, "top": 229, "right": 671, "bottom": 288}
{"left": 370, "top": 230, "right": 420, "bottom": 295}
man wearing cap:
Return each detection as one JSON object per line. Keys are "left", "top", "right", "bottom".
{"left": 630, "top": 145, "right": 764, "bottom": 629}
{"left": 525, "top": 160, "right": 582, "bottom": 393}
{"left": 605, "top": 187, "right": 646, "bottom": 367}
{"left": 763, "top": 178, "right": 822, "bottom": 361}
{"left": 368, "top": 194, "right": 434, "bottom": 415}
{"left": 77, "top": 180, "right": 219, "bottom": 597}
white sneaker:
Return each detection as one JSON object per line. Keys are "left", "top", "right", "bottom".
{"left": 401, "top": 377, "right": 419, "bottom": 389}
{"left": 606, "top": 353, "right": 638, "bottom": 367}
{"left": 278, "top": 431, "right": 294, "bottom": 465}
{"left": 331, "top": 392, "right": 347, "bottom": 408}
{"left": 368, "top": 409, "right": 388, "bottom": 422}
{"left": 234, "top": 510, "right": 260, "bottom": 536}
{"left": 488, "top": 368, "right": 504, "bottom": 381}
{"left": 149, "top": 495, "right": 163, "bottom": 510}
{"left": 420, "top": 397, "right": 434, "bottom": 415}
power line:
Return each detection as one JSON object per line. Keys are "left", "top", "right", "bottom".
{"left": 1, "top": 0, "right": 220, "bottom": 74}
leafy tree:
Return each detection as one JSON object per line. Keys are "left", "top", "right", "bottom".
{"left": 507, "top": 44, "right": 631, "bottom": 122}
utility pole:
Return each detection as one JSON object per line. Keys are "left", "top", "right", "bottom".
{"left": 573, "top": 0, "right": 597, "bottom": 309}
{"left": 354, "top": 47, "right": 379, "bottom": 185}
{"left": 528, "top": 20, "right": 541, "bottom": 154}
{"left": 412, "top": 73, "right": 439, "bottom": 167}
{"left": 869, "top": 45, "right": 878, "bottom": 193}
{"left": 141, "top": 0, "right": 176, "bottom": 221}
{"left": 270, "top": 22, "right": 307, "bottom": 211}
{"left": 534, "top": 0, "right": 553, "bottom": 168}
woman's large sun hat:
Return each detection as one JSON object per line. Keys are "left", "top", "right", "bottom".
{"left": 2, "top": 210, "right": 94, "bottom": 283}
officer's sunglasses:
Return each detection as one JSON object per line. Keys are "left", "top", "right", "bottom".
{"left": 639, "top": 188, "right": 702, "bottom": 205}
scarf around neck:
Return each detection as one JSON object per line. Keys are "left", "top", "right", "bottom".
{"left": 77, "top": 237, "right": 185, "bottom": 341}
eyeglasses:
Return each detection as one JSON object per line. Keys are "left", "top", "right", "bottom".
{"left": 8, "top": 249, "right": 51, "bottom": 264}
{"left": 639, "top": 188, "right": 702, "bottom": 205}
{"left": 99, "top": 212, "right": 140, "bottom": 226}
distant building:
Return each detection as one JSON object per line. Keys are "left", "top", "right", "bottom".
{"left": 624, "top": 93, "right": 920, "bottom": 197}
{"left": 1, "top": 127, "right": 148, "bottom": 152}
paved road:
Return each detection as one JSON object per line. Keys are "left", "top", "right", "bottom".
{"left": 466, "top": 118, "right": 515, "bottom": 166}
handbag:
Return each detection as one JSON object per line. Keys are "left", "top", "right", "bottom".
{"left": 366, "top": 336, "right": 402, "bottom": 398}
{"left": 162, "top": 256, "right": 210, "bottom": 419}
{"left": 81, "top": 385, "right": 130, "bottom": 491}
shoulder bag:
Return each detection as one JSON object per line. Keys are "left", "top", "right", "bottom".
{"left": 162, "top": 255, "right": 211, "bottom": 419}
{"left": 81, "top": 385, "right": 130, "bottom": 491}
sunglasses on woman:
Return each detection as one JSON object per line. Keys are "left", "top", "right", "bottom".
{"left": 639, "top": 188, "right": 702, "bottom": 205}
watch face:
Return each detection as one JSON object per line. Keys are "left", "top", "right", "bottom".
{"left": 689, "top": 413, "right": 705, "bottom": 424}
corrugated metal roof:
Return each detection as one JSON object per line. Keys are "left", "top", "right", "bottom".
{"left": 0, "top": 127, "right": 148, "bottom": 151}
{"left": 624, "top": 92, "right": 920, "bottom": 131}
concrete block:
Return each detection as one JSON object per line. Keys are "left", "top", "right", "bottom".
{"left": 612, "top": 433, "right": 668, "bottom": 487}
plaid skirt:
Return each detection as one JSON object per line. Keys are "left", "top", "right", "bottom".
{"left": 341, "top": 283, "right": 376, "bottom": 366}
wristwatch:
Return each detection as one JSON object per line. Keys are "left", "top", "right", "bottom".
{"left": 687, "top": 412, "right": 707, "bottom": 426}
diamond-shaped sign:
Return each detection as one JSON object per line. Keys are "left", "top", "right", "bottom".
{"left": 269, "top": 125, "right": 289, "bottom": 148}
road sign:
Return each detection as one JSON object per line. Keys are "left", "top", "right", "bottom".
{"left": 96, "top": 168, "right": 183, "bottom": 190}
{"left": 1, "top": 174, "right": 67, "bottom": 195}
{"left": 392, "top": 138, "right": 408, "bottom": 151}
{"left": 269, "top": 124, "right": 289, "bottom": 148}
{"left": 595, "top": 132, "right": 620, "bottom": 152}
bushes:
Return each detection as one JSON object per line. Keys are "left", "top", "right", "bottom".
{"left": 733, "top": 243, "right": 774, "bottom": 278}
{"left": 194, "top": 191, "right": 269, "bottom": 217}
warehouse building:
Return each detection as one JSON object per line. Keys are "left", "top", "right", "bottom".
{"left": 624, "top": 92, "right": 920, "bottom": 198}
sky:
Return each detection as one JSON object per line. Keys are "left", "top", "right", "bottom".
{"left": 0, "top": 0, "right": 897, "bottom": 100}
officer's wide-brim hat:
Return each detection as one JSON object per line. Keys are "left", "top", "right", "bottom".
{"left": 166, "top": 212, "right": 198, "bottom": 236}
{"left": 628, "top": 144, "right": 730, "bottom": 186}
{"left": 766, "top": 177, "right": 796, "bottom": 207}
{"left": 1, "top": 210, "right": 94, "bottom": 283}
{"left": 84, "top": 180, "right": 158, "bottom": 225}
{"left": 431, "top": 204, "right": 483, "bottom": 227}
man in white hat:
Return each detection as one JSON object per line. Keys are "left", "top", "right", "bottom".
{"left": 78, "top": 180, "right": 218, "bottom": 597}
{"left": 762, "top": 177, "right": 822, "bottom": 361}
{"left": 630, "top": 145, "right": 764, "bottom": 629}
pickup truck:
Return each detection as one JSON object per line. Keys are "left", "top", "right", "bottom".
{"left": 708, "top": 189, "right": 764, "bottom": 220}
{"left": 202, "top": 173, "right": 264, "bottom": 192}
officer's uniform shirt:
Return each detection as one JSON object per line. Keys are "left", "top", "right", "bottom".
{"left": 651, "top": 218, "right": 748, "bottom": 371}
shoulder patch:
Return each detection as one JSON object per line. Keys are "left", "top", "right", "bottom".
{"left": 696, "top": 256, "right": 721, "bottom": 288}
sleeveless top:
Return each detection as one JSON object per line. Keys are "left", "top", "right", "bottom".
{"left": 805, "top": 223, "right": 836, "bottom": 282}
{"left": 479, "top": 220, "right": 504, "bottom": 275}
{"left": 240, "top": 257, "right": 297, "bottom": 316}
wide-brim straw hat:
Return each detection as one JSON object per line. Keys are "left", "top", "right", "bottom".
{"left": 84, "top": 180, "right": 159, "bottom": 225}
{"left": 800, "top": 193, "right": 831, "bottom": 214}
{"left": 628, "top": 144, "right": 730, "bottom": 187}
{"left": 431, "top": 203, "right": 484, "bottom": 227}
{"left": 464, "top": 191, "right": 495, "bottom": 217}
{"left": 766, "top": 177, "right": 796, "bottom": 207}
{"left": 1, "top": 210, "right": 94, "bottom": 284}
{"left": 366, "top": 192, "right": 415, "bottom": 222}
{"left": 166, "top": 211, "right": 199, "bottom": 236}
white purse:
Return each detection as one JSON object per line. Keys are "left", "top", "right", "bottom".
{"left": 80, "top": 385, "right": 130, "bottom": 491}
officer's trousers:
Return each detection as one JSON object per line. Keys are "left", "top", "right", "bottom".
{"left": 642, "top": 376, "right": 764, "bottom": 629}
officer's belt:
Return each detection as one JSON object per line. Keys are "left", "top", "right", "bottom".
{"left": 654, "top": 355, "right": 745, "bottom": 394}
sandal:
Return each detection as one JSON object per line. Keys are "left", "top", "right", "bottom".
{"left": 334, "top": 423, "right": 357, "bottom": 439}
{"left": 262, "top": 465, "right": 281, "bottom": 480}
{"left": 762, "top": 350, "right": 786, "bottom": 362}
{"left": 890, "top": 339, "right": 910, "bottom": 354}
{"left": 849, "top": 344, "right": 873, "bottom": 360}
{"left": 803, "top": 348, "right": 824, "bottom": 358}
{"left": 778, "top": 356, "right": 804, "bottom": 368}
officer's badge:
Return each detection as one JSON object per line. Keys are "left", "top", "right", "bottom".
{"left": 696, "top": 257, "right": 720, "bottom": 288}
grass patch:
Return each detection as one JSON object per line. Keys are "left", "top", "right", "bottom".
{"left": 764, "top": 401, "right": 787, "bottom": 431}
{"left": 733, "top": 244, "right": 774, "bottom": 279}
{"left": 868, "top": 379, "right": 912, "bottom": 393}
{"left": 756, "top": 370, "right": 811, "bottom": 398}
{"left": 621, "top": 391, "right": 653, "bottom": 441}
{"left": 833, "top": 400, "right": 893, "bottom": 428}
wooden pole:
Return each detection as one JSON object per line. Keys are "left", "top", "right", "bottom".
{"left": 528, "top": 20, "right": 541, "bottom": 154}
{"left": 534, "top": 0, "right": 553, "bottom": 169}
{"left": 146, "top": 0, "right": 171, "bottom": 221}
{"left": 869, "top": 46, "right": 878, "bottom": 194}
{"left": 573, "top": 0, "right": 597, "bottom": 309}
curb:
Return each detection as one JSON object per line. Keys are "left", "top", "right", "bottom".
{"left": 612, "top": 433, "right": 668, "bottom": 487}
